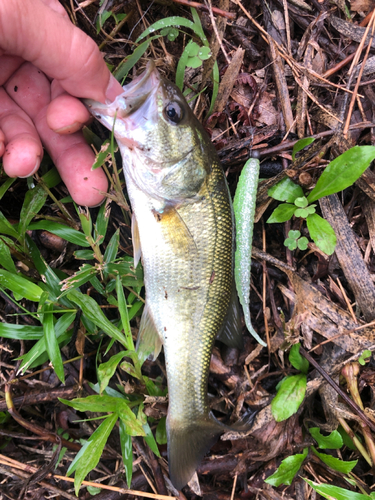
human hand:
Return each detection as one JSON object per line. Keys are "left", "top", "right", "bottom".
{"left": 0, "top": 0, "right": 123, "bottom": 206}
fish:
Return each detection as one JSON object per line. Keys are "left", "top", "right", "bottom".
{"left": 85, "top": 61, "right": 245, "bottom": 489}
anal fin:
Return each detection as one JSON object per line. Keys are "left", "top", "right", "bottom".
{"left": 136, "top": 304, "right": 163, "bottom": 365}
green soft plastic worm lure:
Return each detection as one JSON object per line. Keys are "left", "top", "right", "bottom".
{"left": 233, "top": 157, "right": 267, "bottom": 347}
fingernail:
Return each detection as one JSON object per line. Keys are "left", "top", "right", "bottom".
{"left": 18, "top": 156, "right": 41, "bottom": 178}
{"left": 105, "top": 74, "right": 123, "bottom": 102}
{"left": 54, "top": 121, "right": 84, "bottom": 134}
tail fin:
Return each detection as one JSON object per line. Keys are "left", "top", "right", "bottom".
{"left": 167, "top": 412, "right": 256, "bottom": 489}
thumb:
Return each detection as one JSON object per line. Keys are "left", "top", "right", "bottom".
{"left": 0, "top": 0, "right": 122, "bottom": 102}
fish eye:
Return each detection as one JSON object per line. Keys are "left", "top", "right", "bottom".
{"left": 164, "top": 101, "right": 184, "bottom": 125}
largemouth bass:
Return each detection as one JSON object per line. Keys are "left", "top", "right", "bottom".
{"left": 85, "top": 61, "right": 244, "bottom": 489}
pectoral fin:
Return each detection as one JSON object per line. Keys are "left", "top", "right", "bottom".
{"left": 136, "top": 304, "right": 163, "bottom": 365}
{"left": 153, "top": 206, "right": 197, "bottom": 258}
{"left": 217, "top": 285, "right": 244, "bottom": 349}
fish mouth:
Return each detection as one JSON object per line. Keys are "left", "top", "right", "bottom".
{"left": 84, "top": 61, "right": 160, "bottom": 120}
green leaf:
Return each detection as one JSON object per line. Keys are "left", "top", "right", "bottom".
{"left": 311, "top": 447, "right": 357, "bottom": 473}
{"left": 288, "top": 230, "right": 301, "bottom": 239}
{"left": 292, "top": 137, "right": 315, "bottom": 161}
{"left": 358, "top": 349, "right": 372, "bottom": 366}
{"left": 161, "top": 27, "right": 179, "bottom": 41}
{"left": 307, "top": 146, "right": 375, "bottom": 203}
{"left": 265, "top": 448, "right": 308, "bottom": 486}
{"left": 74, "top": 249, "right": 95, "bottom": 260}
{"left": 18, "top": 312, "right": 75, "bottom": 372}
{"left": 68, "top": 412, "right": 118, "bottom": 495}
{"left": 0, "top": 269, "right": 43, "bottom": 301}
{"left": 98, "top": 351, "right": 129, "bottom": 393}
{"left": 116, "top": 276, "right": 134, "bottom": 350}
{"left": 18, "top": 184, "right": 48, "bottom": 241}
{"left": 28, "top": 221, "right": 90, "bottom": 247}
{"left": 297, "top": 237, "right": 309, "bottom": 250}
{"left": 119, "top": 420, "right": 133, "bottom": 487}
{"left": 0, "top": 176, "right": 16, "bottom": 200}
{"left": 0, "top": 323, "right": 43, "bottom": 340}
{"left": 67, "top": 289, "right": 128, "bottom": 347}
{"left": 306, "top": 213, "right": 336, "bottom": 255}
{"left": 104, "top": 229, "right": 119, "bottom": 265}
{"left": 0, "top": 237, "right": 17, "bottom": 273}
{"left": 94, "top": 200, "right": 111, "bottom": 246}
{"left": 268, "top": 177, "right": 304, "bottom": 203}
{"left": 156, "top": 417, "right": 167, "bottom": 445}
{"left": 136, "top": 16, "right": 208, "bottom": 45}
{"left": 271, "top": 373, "right": 307, "bottom": 422}
{"left": 61, "top": 395, "right": 121, "bottom": 413}
{"left": 114, "top": 37, "right": 161, "bottom": 82}
{"left": 117, "top": 401, "right": 145, "bottom": 436}
{"left": 304, "top": 478, "right": 369, "bottom": 500}
{"left": 309, "top": 428, "right": 343, "bottom": 449}
{"left": 176, "top": 39, "right": 194, "bottom": 90}
{"left": 43, "top": 302, "right": 65, "bottom": 383}
{"left": 284, "top": 238, "right": 297, "bottom": 250}
{"left": 294, "top": 197, "right": 308, "bottom": 208}
{"left": 60, "top": 264, "right": 98, "bottom": 294}
{"left": 87, "top": 485, "right": 101, "bottom": 496}
{"left": 78, "top": 207, "right": 92, "bottom": 239}
{"left": 289, "top": 344, "right": 309, "bottom": 374}
{"left": 0, "top": 210, "right": 20, "bottom": 238}
{"left": 267, "top": 203, "right": 296, "bottom": 223}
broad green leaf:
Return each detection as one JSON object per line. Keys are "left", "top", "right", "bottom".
{"left": 0, "top": 237, "right": 17, "bottom": 273}
{"left": 43, "top": 302, "right": 65, "bottom": 383}
{"left": 69, "top": 412, "right": 118, "bottom": 495}
{"left": 156, "top": 417, "right": 167, "bottom": 445}
{"left": 105, "top": 261, "right": 143, "bottom": 287}
{"left": 233, "top": 158, "right": 265, "bottom": 346}
{"left": 268, "top": 177, "right": 304, "bottom": 203}
{"left": 0, "top": 269, "right": 43, "bottom": 301}
{"left": 304, "top": 478, "right": 369, "bottom": 500}
{"left": 92, "top": 139, "right": 111, "bottom": 170}
{"left": 307, "top": 146, "right": 375, "bottom": 203}
{"left": 265, "top": 448, "right": 308, "bottom": 486}
{"left": 28, "top": 221, "right": 90, "bottom": 247}
{"left": 306, "top": 213, "right": 336, "bottom": 255}
{"left": 312, "top": 447, "right": 357, "bottom": 473}
{"left": 74, "top": 249, "right": 95, "bottom": 260}
{"left": 60, "top": 395, "right": 121, "bottom": 413}
{"left": 267, "top": 203, "right": 296, "bottom": 223}
{"left": 271, "top": 373, "right": 307, "bottom": 422}
{"left": 119, "top": 420, "right": 133, "bottom": 487}
{"left": 142, "top": 419, "right": 160, "bottom": 457}
{"left": 309, "top": 427, "right": 343, "bottom": 449}
{"left": 289, "top": 344, "right": 309, "bottom": 373}
{"left": 67, "top": 289, "right": 128, "bottom": 347}
{"left": 78, "top": 207, "right": 92, "bottom": 239}
{"left": 98, "top": 351, "right": 129, "bottom": 393}
{"left": 292, "top": 137, "right": 315, "bottom": 160}
{"left": 18, "top": 184, "right": 48, "bottom": 241}
{"left": 0, "top": 323, "right": 43, "bottom": 340}
{"left": 116, "top": 276, "right": 134, "bottom": 350}
{"left": 41, "top": 167, "right": 61, "bottom": 189}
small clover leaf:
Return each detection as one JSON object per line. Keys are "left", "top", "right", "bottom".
{"left": 285, "top": 237, "right": 297, "bottom": 251}
{"left": 186, "top": 42, "right": 211, "bottom": 68}
{"left": 297, "top": 237, "right": 309, "bottom": 250}
{"left": 288, "top": 230, "right": 301, "bottom": 239}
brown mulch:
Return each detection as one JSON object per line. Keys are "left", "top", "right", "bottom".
{"left": 1, "top": 0, "right": 375, "bottom": 498}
